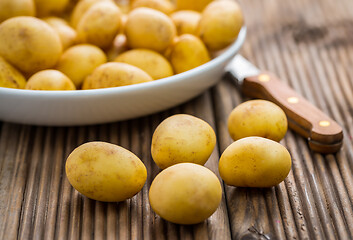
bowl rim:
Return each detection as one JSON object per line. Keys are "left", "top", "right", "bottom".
{"left": 0, "top": 27, "right": 247, "bottom": 98}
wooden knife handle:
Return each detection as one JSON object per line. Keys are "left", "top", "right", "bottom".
{"left": 242, "top": 72, "right": 343, "bottom": 153}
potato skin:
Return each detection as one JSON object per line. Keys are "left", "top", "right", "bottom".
{"left": 82, "top": 62, "right": 153, "bottom": 89}
{"left": 34, "top": 0, "right": 69, "bottom": 17}
{"left": 169, "top": 34, "right": 210, "bottom": 74}
{"left": 114, "top": 49, "right": 173, "bottom": 79}
{"left": 66, "top": 141, "right": 147, "bottom": 202}
{"left": 25, "top": 69, "right": 76, "bottom": 90}
{"left": 219, "top": 137, "right": 292, "bottom": 187}
{"left": 0, "top": 57, "right": 26, "bottom": 89}
{"left": 176, "top": 0, "right": 213, "bottom": 12}
{"left": 70, "top": 0, "right": 113, "bottom": 28}
{"left": 125, "top": 7, "right": 176, "bottom": 52}
{"left": 43, "top": 17, "right": 77, "bottom": 50}
{"left": 0, "top": 17, "right": 62, "bottom": 74}
{"left": 0, "top": 0, "right": 35, "bottom": 23}
{"left": 56, "top": 44, "right": 107, "bottom": 88}
{"left": 131, "top": 0, "right": 175, "bottom": 15}
{"left": 170, "top": 10, "right": 201, "bottom": 35}
{"left": 227, "top": 100, "right": 288, "bottom": 142}
{"left": 106, "top": 34, "right": 129, "bottom": 61}
{"left": 197, "top": 0, "right": 243, "bottom": 51}
{"left": 151, "top": 114, "right": 216, "bottom": 169}
{"left": 149, "top": 163, "right": 222, "bottom": 224}
{"left": 77, "top": 1, "right": 122, "bottom": 49}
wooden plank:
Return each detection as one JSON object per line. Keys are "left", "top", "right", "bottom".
{"left": 44, "top": 128, "right": 67, "bottom": 240}
{"left": 0, "top": 124, "right": 31, "bottom": 239}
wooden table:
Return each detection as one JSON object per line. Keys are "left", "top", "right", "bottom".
{"left": 1, "top": 0, "right": 353, "bottom": 239}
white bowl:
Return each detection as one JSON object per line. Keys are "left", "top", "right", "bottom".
{"left": 0, "top": 27, "right": 246, "bottom": 126}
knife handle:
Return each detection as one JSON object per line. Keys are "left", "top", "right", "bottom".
{"left": 242, "top": 72, "right": 343, "bottom": 154}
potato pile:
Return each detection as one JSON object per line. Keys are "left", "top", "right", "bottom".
{"left": 66, "top": 108, "right": 292, "bottom": 225}
{"left": 221, "top": 99, "right": 291, "bottom": 187}
{"left": 0, "top": 0, "right": 244, "bottom": 90}
{"left": 66, "top": 114, "right": 222, "bottom": 225}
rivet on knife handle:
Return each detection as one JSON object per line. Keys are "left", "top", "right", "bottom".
{"left": 242, "top": 72, "right": 343, "bottom": 154}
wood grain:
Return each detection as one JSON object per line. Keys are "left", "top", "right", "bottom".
{"left": 0, "top": 0, "right": 353, "bottom": 239}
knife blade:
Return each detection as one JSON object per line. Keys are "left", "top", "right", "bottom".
{"left": 224, "top": 55, "right": 343, "bottom": 154}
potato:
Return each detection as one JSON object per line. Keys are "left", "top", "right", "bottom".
{"left": 131, "top": 0, "right": 175, "bottom": 15}
{"left": 175, "top": 0, "right": 213, "bottom": 12}
{"left": 56, "top": 44, "right": 107, "bottom": 88}
{"left": 115, "top": 1, "right": 130, "bottom": 14}
{"left": 106, "top": 34, "right": 129, "bottom": 61}
{"left": 228, "top": 100, "right": 288, "bottom": 142}
{"left": 114, "top": 49, "right": 173, "bottom": 79}
{"left": 119, "top": 14, "right": 128, "bottom": 34}
{"left": 43, "top": 17, "right": 77, "bottom": 50}
{"left": 0, "top": 0, "right": 35, "bottom": 23}
{"left": 168, "top": 34, "right": 210, "bottom": 74}
{"left": 149, "top": 163, "right": 222, "bottom": 224}
{"left": 77, "top": 1, "right": 122, "bottom": 49}
{"left": 66, "top": 141, "right": 147, "bottom": 202}
{"left": 197, "top": 0, "right": 243, "bottom": 51}
{"left": 0, "top": 57, "right": 26, "bottom": 89}
{"left": 25, "top": 69, "right": 75, "bottom": 90}
{"left": 70, "top": 0, "right": 113, "bottom": 28}
{"left": 34, "top": 0, "right": 69, "bottom": 17}
{"left": 82, "top": 62, "right": 153, "bottom": 89}
{"left": 170, "top": 10, "right": 201, "bottom": 35}
{"left": 0, "top": 17, "right": 62, "bottom": 74}
{"left": 151, "top": 114, "right": 216, "bottom": 169}
{"left": 125, "top": 7, "right": 176, "bottom": 52}
{"left": 219, "top": 137, "right": 292, "bottom": 187}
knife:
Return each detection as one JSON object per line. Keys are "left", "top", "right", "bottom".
{"left": 224, "top": 55, "right": 343, "bottom": 154}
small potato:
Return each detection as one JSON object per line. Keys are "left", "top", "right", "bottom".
{"left": 77, "top": 1, "right": 122, "bottom": 49}
{"left": 56, "top": 44, "right": 107, "bottom": 88}
{"left": 106, "top": 34, "right": 129, "bottom": 61}
{"left": 198, "top": 0, "right": 243, "bottom": 51}
{"left": 70, "top": 0, "right": 113, "bottom": 28}
{"left": 125, "top": 7, "right": 176, "bottom": 52}
{"left": 0, "top": 57, "right": 26, "bottom": 89}
{"left": 151, "top": 114, "right": 216, "bottom": 169}
{"left": 34, "top": 0, "right": 69, "bottom": 17}
{"left": 115, "top": 1, "right": 130, "bottom": 14}
{"left": 219, "top": 137, "right": 292, "bottom": 187}
{"left": 82, "top": 62, "right": 153, "bottom": 89}
{"left": 114, "top": 49, "right": 173, "bottom": 79}
{"left": 149, "top": 163, "right": 222, "bottom": 224}
{"left": 228, "top": 100, "right": 288, "bottom": 142}
{"left": 119, "top": 14, "right": 128, "bottom": 34}
{"left": 0, "top": 0, "right": 35, "bottom": 23}
{"left": 43, "top": 17, "right": 77, "bottom": 50}
{"left": 175, "top": 0, "right": 213, "bottom": 12}
{"left": 66, "top": 141, "right": 147, "bottom": 202}
{"left": 170, "top": 10, "right": 201, "bottom": 35}
{"left": 131, "top": 0, "right": 175, "bottom": 15}
{"left": 0, "top": 17, "right": 62, "bottom": 74}
{"left": 168, "top": 34, "right": 210, "bottom": 74}
{"left": 25, "top": 70, "right": 76, "bottom": 90}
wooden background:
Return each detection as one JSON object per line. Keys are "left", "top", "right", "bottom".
{"left": 1, "top": 0, "right": 353, "bottom": 239}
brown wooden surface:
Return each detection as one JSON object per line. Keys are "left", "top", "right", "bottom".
{"left": 1, "top": 0, "right": 353, "bottom": 239}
